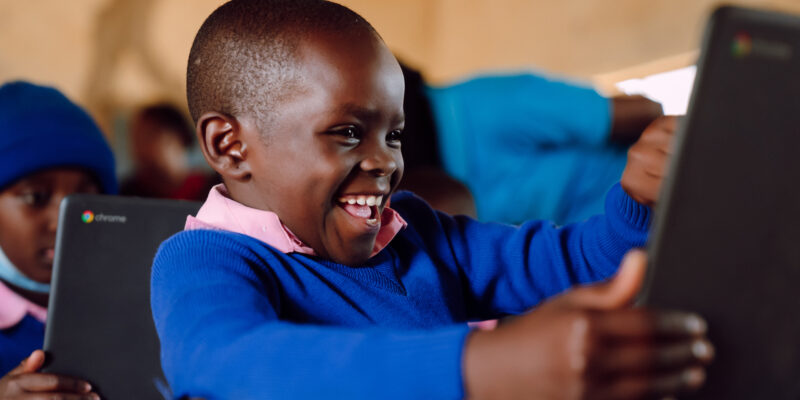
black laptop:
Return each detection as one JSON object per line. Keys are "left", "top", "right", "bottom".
{"left": 640, "top": 6, "right": 800, "bottom": 399}
{"left": 43, "top": 195, "right": 201, "bottom": 400}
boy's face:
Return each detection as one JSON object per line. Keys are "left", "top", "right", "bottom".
{"left": 235, "top": 31, "right": 405, "bottom": 265}
{"left": 0, "top": 168, "right": 99, "bottom": 286}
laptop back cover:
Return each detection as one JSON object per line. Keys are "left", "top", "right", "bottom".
{"left": 43, "top": 195, "right": 200, "bottom": 400}
{"left": 640, "top": 6, "right": 800, "bottom": 399}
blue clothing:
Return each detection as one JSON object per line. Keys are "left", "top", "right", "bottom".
{"left": 426, "top": 73, "right": 628, "bottom": 225}
{"left": 0, "top": 315, "right": 44, "bottom": 376}
{"left": 0, "top": 81, "right": 117, "bottom": 194}
{"left": 151, "top": 185, "right": 650, "bottom": 399}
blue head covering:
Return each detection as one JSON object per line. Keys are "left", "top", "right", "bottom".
{"left": 0, "top": 80, "right": 117, "bottom": 293}
{"left": 0, "top": 81, "right": 117, "bottom": 193}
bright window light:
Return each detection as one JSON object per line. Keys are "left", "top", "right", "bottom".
{"left": 615, "top": 65, "right": 697, "bottom": 115}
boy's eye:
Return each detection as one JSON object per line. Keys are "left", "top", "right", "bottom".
{"left": 331, "top": 126, "right": 361, "bottom": 144}
{"left": 386, "top": 129, "right": 403, "bottom": 147}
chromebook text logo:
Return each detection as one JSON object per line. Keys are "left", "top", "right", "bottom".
{"left": 732, "top": 31, "right": 792, "bottom": 60}
{"left": 80, "top": 210, "right": 126, "bottom": 224}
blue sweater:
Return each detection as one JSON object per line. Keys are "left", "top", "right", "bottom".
{"left": 0, "top": 315, "right": 44, "bottom": 376}
{"left": 151, "top": 185, "right": 650, "bottom": 399}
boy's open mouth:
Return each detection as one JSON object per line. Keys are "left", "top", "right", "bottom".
{"left": 336, "top": 194, "right": 383, "bottom": 226}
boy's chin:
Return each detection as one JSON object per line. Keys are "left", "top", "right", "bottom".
{"left": 327, "top": 243, "right": 374, "bottom": 266}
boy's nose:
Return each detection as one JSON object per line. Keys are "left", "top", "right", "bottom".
{"left": 359, "top": 149, "right": 398, "bottom": 177}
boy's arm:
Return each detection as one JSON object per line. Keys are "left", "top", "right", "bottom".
{"left": 403, "top": 116, "right": 674, "bottom": 318}
{"left": 151, "top": 233, "right": 470, "bottom": 399}
{"left": 411, "top": 181, "right": 649, "bottom": 319}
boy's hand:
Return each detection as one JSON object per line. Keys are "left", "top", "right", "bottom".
{"left": 0, "top": 349, "right": 99, "bottom": 399}
{"left": 621, "top": 116, "right": 679, "bottom": 207}
{"left": 463, "top": 250, "right": 713, "bottom": 400}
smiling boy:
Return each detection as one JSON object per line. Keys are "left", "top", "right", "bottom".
{"left": 215, "top": 29, "right": 405, "bottom": 264}
{"left": 151, "top": 1, "right": 711, "bottom": 398}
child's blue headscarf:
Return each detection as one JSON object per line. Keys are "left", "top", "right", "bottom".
{"left": 0, "top": 80, "right": 117, "bottom": 293}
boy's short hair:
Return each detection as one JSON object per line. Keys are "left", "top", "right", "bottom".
{"left": 186, "top": 0, "right": 378, "bottom": 131}
{"left": 0, "top": 81, "right": 117, "bottom": 193}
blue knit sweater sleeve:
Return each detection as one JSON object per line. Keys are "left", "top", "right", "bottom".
{"left": 391, "top": 183, "right": 651, "bottom": 318}
{"left": 151, "top": 232, "right": 470, "bottom": 399}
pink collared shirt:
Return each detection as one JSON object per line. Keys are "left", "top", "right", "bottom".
{"left": 0, "top": 280, "right": 47, "bottom": 330}
{"left": 185, "top": 184, "right": 407, "bottom": 257}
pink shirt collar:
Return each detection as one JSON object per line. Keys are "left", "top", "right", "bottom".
{"left": 185, "top": 184, "right": 407, "bottom": 257}
{"left": 0, "top": 280, "right": 47, "bottom": 329}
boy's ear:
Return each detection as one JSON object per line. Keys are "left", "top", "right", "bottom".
{"left": 196, "top": 112, "right": 250, "bottom": 181}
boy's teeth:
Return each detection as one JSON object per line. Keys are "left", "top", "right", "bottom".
{"left": 338, "top": 196, "right": 383, "bottom": 207}
{"left": 338, "top": 195, "right": 383, "bottom": 206}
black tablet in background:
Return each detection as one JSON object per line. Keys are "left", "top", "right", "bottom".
{"left": 44, "top": 195, "right": 200, "bottom": 400}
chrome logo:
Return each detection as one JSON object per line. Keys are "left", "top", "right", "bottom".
{"left": 82, "top": 210, "right": 94, "bottom": 223}
{"left": 731, "top": 32, "right": 752, "bottom": 57}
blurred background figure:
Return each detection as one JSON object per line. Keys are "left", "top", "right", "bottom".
{"left": 120, "top": 103, "right": 218, "bottom": 201}
{"left": 399, "top": 62, "right": 663, "bottom": 225}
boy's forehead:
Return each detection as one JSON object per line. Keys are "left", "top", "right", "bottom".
{"left": 240, "top": 29, "right": 403, "bottom": 128}
{"left": 302, "top": 25, "right": 386, "bottom": 56}
{"left": 294, "top": 30, "right": 401, "bottom": 81}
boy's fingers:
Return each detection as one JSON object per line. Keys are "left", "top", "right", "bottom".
{"left": 648, "top": 115, "right": 679, "bottom": 133}
{"left": 7, "top": 350, "right": 45, "bottom": 376}
{"left": 624, "top": 171, "right": 662, "bottom": 204}
{"left": 16, "top": 373, "right": 93, "bottom": 393}
{"left": 561, "top": 250, "right": 647, "bottom": 310}
{"left": 639, "top": 124, "right": 675, "bottom": 146}
{"left": 630, "top": 134, "right": 672, "bottom": 169}
{"left": 594, "top": 366, "right": 706, "bottom": 400}
{"left": 594, "top": 339, "right": 714, "bottom": 373}
{"left": 24, "top": 350, "right": 46, "bottom": 373}
{"left": 591, "top": 309, "right": 707, "bottom": 339}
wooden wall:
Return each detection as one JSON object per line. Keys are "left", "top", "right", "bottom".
{"left": 1, "top": 0, "right": 798, "bottom": 133}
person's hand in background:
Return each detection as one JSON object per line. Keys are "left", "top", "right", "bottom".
{"left": 0, "top": 349, "right": 99, "bottom": 399}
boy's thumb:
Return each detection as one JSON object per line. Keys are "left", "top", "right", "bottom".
{"left": 562, "top": 249, "right": 647, "bottom": 311}
{"left": 7, "top": 350, "right": 45, "bottom": 376}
